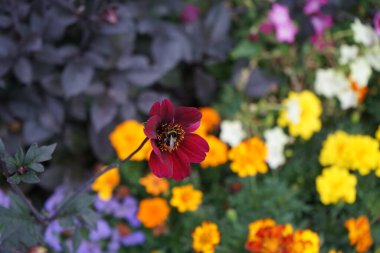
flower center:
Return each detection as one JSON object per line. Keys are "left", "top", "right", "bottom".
{"left": 156, "top": 123, "right": 185, "bottom": 152}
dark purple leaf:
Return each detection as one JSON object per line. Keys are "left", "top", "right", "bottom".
{"left": 126, "top": 65, "right": 165, "bottom": 87}
{"left": 39, "top": 97, "right": 64, "bottom": 132}
{"left": 84, "top": 80, "right": 106, "bottom": 96}
{"left": 0, "top": 15, "right": 11, "bottom": 28}
{"left": 68, "top": 96, "right": 87, "bottom": 120}
{"left": 194, "top": 68, "right": 217, "bottom": 104}
{"left": 34, "top": 45, "right": 63, "bottom": 64}
{"left": 91, "top": 97, "right": 118, "bottom": 132}
{"left": 83, "top": 51, "right": 109, "bottom": 68}
{"left": 23, "top": 35, "right": 42, "bottom": 53}
{"left": 57, "top": 45, "right": 79, "bottom": 60}
{"left": 120, "top": 100, "right": 137, "bottom": 119}
{"left": 89, "top": 124, "right": 114, "bottom": 162}
{"left": 0, "top": 58, "right": 12, "bottom": 77}
{"left": 152, "top": 36, "right": 182, "bottom": 70}
{"left": 0, "top": 36, "right": 16, "bottom": 58}
{"left": 116, "top": 54, "right": 148, "bottom": 70}
{"left": 137, "top": 91, "right": 168, "bottom": 114}
{"left": 109, "top": 73, "right": 128, "bottom": 104}
{"left": 40, "top": 73, "right": 64, "bottom": 97}
{"left": 244, "top": 69, "right": 279, "bottom": 98}
{"left": 13, "top": 57, "right": 33, "bottom": 85}
{"left": 8, "top": 101, "right": 36, "bottom": 120}
{"left": 61, "top": 61, "right": 94, "bottom": 98}
{"left": 23, "top": 121, "right": 54, "bottom": 144}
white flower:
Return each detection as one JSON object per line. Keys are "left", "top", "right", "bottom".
{"left": 349, "top": 58, "right": 372, "bottom": 87}
{"left": 337, "top": 89, "right": 358, "bottom": 109}
{"left": 285, "top": 98, "right": 301, "bottom": 124}
{"left": 264, "top": 127, "right": 289, "bottom": 148}
{"left": 220, "top": 120, "right": 246, "bottom": 147}
{"left": 365, "top": 45, "right": 380, "bottom": 71}
{"left": 314, "top": 69, "right": 349, "bottom": 98}
{"left": 351, "top": 18, "right": 378, "bottom": 46}
{"left": 339, "top": 45, "right": 359, "bottom": 65}
{"left": 264, "top": 127, "right": 289, "bottom": 169}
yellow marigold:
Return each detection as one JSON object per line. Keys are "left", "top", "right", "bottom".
{"left": 109, "top": 120, "right": 152, "bottom": 161}
{"left": 139, "top": 173, "right": 169, "bottom": 196}
{"left": 170, "top": 184, "right": 202, "bottom": 213}
{"left": 347, "top": 135, "right": 380, "bottom": 175}
{"left": 319, "top": 131, "right": 351, "bottom": 168}
{"left": 316, "top": 166, "right": 357, "bottom": 205}
{"left": 345, "top": 216, "right": 373, "bottom": 253}
{"left": 192, "top": 221, "right": 221, "bottom": 253}
{"left": 278, "top": 90, "right": 322, "bottom": 140}
{"left": 328, "top": 250, "right": 342, "bottom": 253}
{"left": 228, "top": 137, "right": 268, "bottom": 177}
{"left": 195, "top": 107, "right": 221, "bottom": 137}
{"left": 91, "top": 167, "right": 120, "bottom": 201}
{"left": 292, "top": 229, "right": 320, "bottom": 253}
{"left": 137, "top": 198, "right": 170, "bottom": 228}
{"left": 376, "top": 125, "right": 380, "bottom": 141}
{"left": 200, "top": 135, "right": 228, "bottom": 168}
{"left": 245, "top": 219, "right": 293, "bottom": 253}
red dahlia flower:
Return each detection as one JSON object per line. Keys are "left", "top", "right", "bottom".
{"left": 144, "top": 99, "right": 209, "bottom": 181}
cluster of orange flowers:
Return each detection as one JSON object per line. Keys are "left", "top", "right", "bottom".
{"left": 345, "top": 216, "right": 373, "bottom": 252}
{"left": 245, "top": 219, "right": 319, "bottom": 253}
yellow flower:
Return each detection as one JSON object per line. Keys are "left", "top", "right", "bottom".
{"left": 200, "top": 135, "right": 228, "bottom": 168}
{"left": 196, "top": 107, "right": 221, "bottom": 137}
{"left": 345, "top": 216, "right": 373, "bottom": 253}
{"left": 228, "top": 137, "right": 268, "bottom": 177}
{"left": 109, "top": 120, "right": 152, "bottom": 161}
{"left": 347, "top": 135, "right": 380, "bottom": 175}
{"left": 137, "top": 198, "right": 170, "bottom": 228}
{"left": 320, "top": 131, "right": 351, "bottom": 168}
{"left": 91, "top": 167, "right": 120, "bottom": 201}
{"left": 170, "top": 184, "right": 202, "bottom": 213}
{"left": 316, "top": 166, "right": 357, "bottom": 205}
{"left": 278, "top": 90, "right": 322, "bottom": 140}
{"left": 247, "top": 218, "right": 277, "bottom": 242}
{"left": 328, "top": 250, "right": 342, "bottom": 253}
{"left": 192, "top": 221, "right": 221, "bottom": 253}
{"left": 376, "top": 125, "right": 380, "bottom": 141}
{"left": 139, "top": 173, "right": 170, "bottom": 196}
{"left": 292, "top": 229, "right": 320, "bottom": 253}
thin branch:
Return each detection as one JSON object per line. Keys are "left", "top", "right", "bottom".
{"left": 48, "top": 137, "right": 149, "bottom": 221}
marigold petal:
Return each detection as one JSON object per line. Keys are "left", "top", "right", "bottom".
{"left": 149, "top": 152, "right": 173, "bottom": 179}
{"left": 175, "top": 107, "right": 202, "bottom": 129}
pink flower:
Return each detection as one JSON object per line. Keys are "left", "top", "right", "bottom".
{"left": 100, "top": 6, "right": 118, "bottom": 24}
{"left": 268, "top": 4, "right": 290, "bottom": 26}
{"left": 374, "top": 12, "right": 380, "bottom": 36}
{"left": 259, "top": 21, "right": 275, "bottom": 34}
{"left": 311, "top": 13, "right": 333, "bottom": 36}
{"left": 180, "top": 3, "right": 200, "bottom": 23}
{"left": 304, "top": 0, "right": 328, "bottom": 15}
{"left": 275, "top": 21, "right": 298, "bottom": 43}
{"left": 144, "top": 99, "right": 209, "bottom": 181}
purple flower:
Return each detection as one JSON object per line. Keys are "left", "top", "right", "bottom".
{"left": 311, "top": 13, "right": 333, "bottom": 36}
{"left": 180, "top": 3, "right": 200, "bottom": 23}
{"left": 303, "top": 0, "right": 328, "bottom": 15}
{"left": 268, "top": 4, "right": 290, "bottom": 26}
{"left": 77, "top": 240, "right": 102, "bottom": 253}
{"left": 89, "top": 219, "right": 112, "bottom": 241}
{"left": 120, "top": 231, "right": 145, "bottom": 246}
{"left": 374, "top": 12, "right": 380, "bottom": 36}
{"left": 275, "top": 21, "right": 298, "bottom": 43}
{"left": 44, "top": 221, "right": 64, "bottom": 252}
{"left": 94, "top": 196, "right": 119, "bottom": 214}
{"left": 44, "top": 186, "right": 67, "bottom": 214}
{"left": 0, "top": 189, "right": 10, "bottom": 208}
{"left": 113, "top": 196, "right": 140, "bottom": 227}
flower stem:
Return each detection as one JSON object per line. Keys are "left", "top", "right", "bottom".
{"left": 49, "top": 137, "right": 149, "bottom": 221}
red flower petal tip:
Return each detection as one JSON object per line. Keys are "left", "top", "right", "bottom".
{"left": 144, "top": 99, "right": 209, "bottom": 181}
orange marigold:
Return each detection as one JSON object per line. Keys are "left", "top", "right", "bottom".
{"left": 292, "top": 229, "right": 320, "bottom": 253}
{"left": 245, "top": 219, "right": 293, "bottom": 253}
{"left": 137, "top": 198, "right": 170, "bottom": 228}
{"left": 229, "top": 137, "right": 268, "bottom": 177}
{"left": 345, "top": 216, "right": 373, "bottom": 253}
{"left": 109, "top": 120, "right": 152, "bottom": 161}
{"left": 195, "top": 107, "right": 221, "bottom": 137}
{"left": 139, "top": 173, "right": 169, "bottom": 196}
{"left": 200, "top": 135, "right": 228, "bottom": 168}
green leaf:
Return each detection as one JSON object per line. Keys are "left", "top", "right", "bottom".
{"left": 79, "top": 208, "right": 99, "bottom": 229}
{"left": 5, "top": 156, "right": 18, "bottom": 174}
{"left": 24, "top": 143, "right": 56, "bottom": 164}
{"left": 231, "top": 40, "right": 261, "bottom": 59}
{"left": 21, "top": 171, "right": 40, "bottom": 184}
{"left": 72, "top": 229, "right": 82, "bottom": 252}
{"left": 58, "top": 192, "right": 94, "bottom": 217}
{"left": 28, "top": 163, "right": 44, "bottom": 173}
{"left": 7, "top": 174, "right": 20, "bottom": 184}
{"left": 14, "top": 147, "right": 24, "bottom": 165}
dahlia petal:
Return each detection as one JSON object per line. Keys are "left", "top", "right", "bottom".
{"left": 148, "top": 152, "right": 173, "bottom": 178}
{"left": 160, "top": 99, "right": 175, "bottom": 123}
{"left": 180, "top": 134, "right": 209, "bottom": 163}
{"left": 144, "top": 115, "right": 160, "bottom": 139}
{"left": 149, "top": 101, "right": 161, "bottom": 116}
{"left": 151, "top": 140, "right": 161, "bottom": 156}
{"left": 171, "top": 148, "right": 191, "bottom": 181}
{"left": 183, "top": 121, "right": 200, "bottom": 132}
{"left": 175, "top": 107, "right": 201, "bottom": 129}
